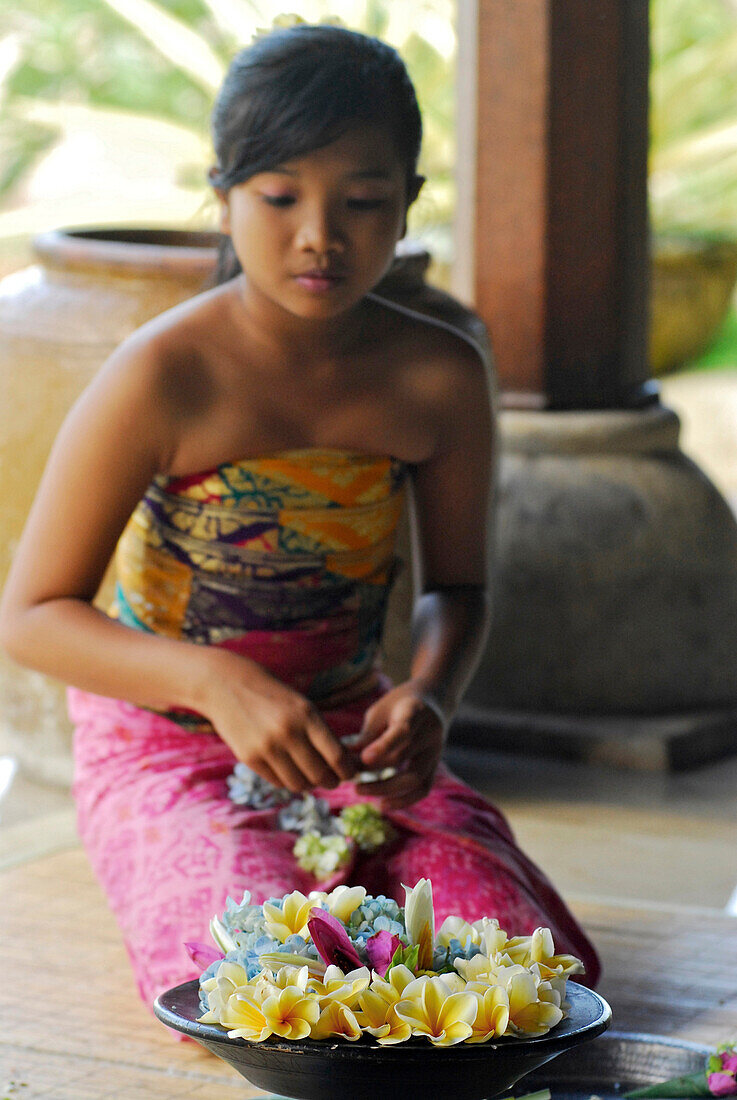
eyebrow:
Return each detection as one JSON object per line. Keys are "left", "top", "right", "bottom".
{"left": 265, "top": 167, "right": 394, "bottom": 181}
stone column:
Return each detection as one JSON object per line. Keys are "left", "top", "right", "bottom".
{"left": 451, "top": 0, "right": 737, "bottom": 768}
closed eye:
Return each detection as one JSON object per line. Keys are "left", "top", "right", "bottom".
{"left": 347, "top": 198, "right": 387, "bottom": 210}
{"left": 261, "top": 195, "right": 296, "bottom": 207}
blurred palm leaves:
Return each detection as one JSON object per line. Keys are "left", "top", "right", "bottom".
{"left": 0, "top": 0, "right": 456, "bottom": 244}
{"left": 2, "top": 0, "right": 736, "bottom": 250}
{"left": 650, "top": 0, "right": 737, "bottom": 236}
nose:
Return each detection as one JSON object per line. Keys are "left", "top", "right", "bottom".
{"left": 294, "top": 201, "right": 345, "bottom": 256}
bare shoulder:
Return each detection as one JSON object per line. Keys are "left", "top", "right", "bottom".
{"left": 366, "top": 294, "right": 493, "bottom": 450}
{"left": 86, "top": 284, "right": 233, "bottom": 462}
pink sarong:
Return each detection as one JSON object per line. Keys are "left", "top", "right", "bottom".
{"left": 70, "top": 685, "right": 601, "bottom": 1008}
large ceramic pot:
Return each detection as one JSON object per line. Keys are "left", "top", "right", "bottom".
{"left": 650, "top": 234, "right": 737, "bottom": 375}
{"left": 0, "top": 228, "right": 218, "bottom": 783}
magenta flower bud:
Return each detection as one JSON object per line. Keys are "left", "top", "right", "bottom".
{"left": 184, "top": 941, "right": 224, "bottom": 969}
{"left": 720, "top": 1055, "right": 737, "bottom": 1077}
{"left": 365, "top": 930, "right": 401, "bottom": 977}
{"left": 708, "top": 1073, "right": 737, "bottom": 1097}
{"left": 308, "top": 908, "right": 363, "bottom": 971}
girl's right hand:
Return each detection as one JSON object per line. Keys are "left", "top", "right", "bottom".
{"left": 201, "top": 650, "right": 358, "bottom": 793}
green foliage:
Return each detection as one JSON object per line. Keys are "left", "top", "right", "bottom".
{"left": 650, "top": 0, "right": 737, "bottom": 234}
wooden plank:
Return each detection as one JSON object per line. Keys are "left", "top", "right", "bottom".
{"left": 2, "top": 849, "right": 736, "bottom": 1098}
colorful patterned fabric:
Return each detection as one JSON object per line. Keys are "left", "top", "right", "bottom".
{"left": 110, "top": 450, "right": 407, "bottom": 722}
{"left": 71, "top": 448, "right": 600, "bottom": 1008}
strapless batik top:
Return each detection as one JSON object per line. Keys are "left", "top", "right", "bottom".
{"left": 109, "top": 449, "right": 407, "bottom": 721}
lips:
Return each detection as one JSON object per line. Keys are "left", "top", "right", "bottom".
{"left": 294, "top": 268, "right": 346, "bottom": 292}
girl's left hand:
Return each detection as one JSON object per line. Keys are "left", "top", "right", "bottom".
{"left": 351, "top": 681, "right": 447, "bottom": 809}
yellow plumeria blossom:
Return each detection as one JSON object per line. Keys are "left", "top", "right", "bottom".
{"left": 394, "top": 975, "right": 478, "bottom": 1047}
{"left": 436, "top": 915, "right": 480, "bottom": 950}
{"left": 453, "top": 951, "right": 508, "bottom": 986}
{"left": 474, "top": 916, "right": 509, "bottom": 957}
{"left": 465, "top": 983, "right": 510, "bottom": 1043}
{"left": 321, "top": 885, "right": 367, "bottom": 923}
{"left": 219, "top": 987, "right": 274, "bottom": 1042}
{"left": 307, "top": 965, "right": 370, "bottom": 1009}
{"left": 310, "top": 1000, "right": 363, "bottom": 1041}
{"left": 258, "top": 983, "right": 320, "bottom": 1040}
{"left": 198, "top": 960, "right": 249, "bottom": 1024}
{"left": 503, "top": 926, "right": 584, "bottom": 977}
{"left": 262, "top": 890, "right": 318, "bottom": 942}
{"left": 436, "top": 915, "right": 507, "bottom": 958}
{"left": 253, "top": 964, "right": 310, "bottom": 996}
{"left": 356, "top": 963, "right": 416, "bottom": 1044}
{"left": 257, "top": 951, "right": 326, "bottom": 979}
{"left": 505, "top": 970, "right": 564, "bottom": 1036}
{"left": 357, "top": 989, "right": 412, "bottom": 1044}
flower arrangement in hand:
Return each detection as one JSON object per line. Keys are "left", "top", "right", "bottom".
{"left": 188, "top": 878, "right": 585, "bottom": 1047}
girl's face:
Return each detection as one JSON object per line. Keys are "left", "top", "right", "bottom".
{"left": 216, "top": 125, "right": 412, "bottom": 323}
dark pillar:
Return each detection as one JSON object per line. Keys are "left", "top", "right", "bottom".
{"left": 474, "top": 0, "right": 656, "bottom": 409}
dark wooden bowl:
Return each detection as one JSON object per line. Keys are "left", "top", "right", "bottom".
{"left": 154, "top": 979, "right": 611, "bottom": 1100}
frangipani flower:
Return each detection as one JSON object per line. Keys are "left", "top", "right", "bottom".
{"left": 307, "top": 965, "right": 370, "bottom": 1009}
{"left": 263, "top": 891, "right": 318, "bottom": 943}
{"left": 504, "top": 927, "right": 584, "bottom": 977}
{"left": 436, "top": 916, "right": 480, "bottom": 950}
{"left": 322, "top": 885, "right": 367, "bottom": 923}
{"left": 395, "top": 975, "right": 478, "bottom": 1047}
{"left": 465, "top": 984, "right": 510, "bottom": 1043}
{"left": 219, "top": 988, "right": 274, "bottom": 1042}
{"left": 257, "top": 952, "right": 326, "bottom": 979}
{"left": 454, "top": 951, "right": 508, "bottom": 986}
{"left": 368, "top": 962, "right": 417, "bottom": 1003}
{"left": 259, "top": 984, "right": 321, "bottom": 1040}
{"left": 474, "top": 917, "right": 508, "bottom": 957}
{"left": 308, "top": 909, "right": 364, "bottom": 972}
{"left": 198, "top": 959, "right": 250, "bottom": 1023}
{"left": 310, "top": 1000, "right": 363, "bottom": 1041}
{"left": 403, "top": 879, "right": 435, "bottom": 970}
{"left": 506, "top": 970, "right": 564, "bottom": 1035}
{"left": 254, "top": 964, "right": 310, "bottom": 995}
{"left": 357, "top": 990, "right": 412, "bottom": 1044}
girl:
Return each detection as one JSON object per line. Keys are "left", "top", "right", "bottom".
{"left": 0, "top": 24, "right": 599, "bottom": 1006}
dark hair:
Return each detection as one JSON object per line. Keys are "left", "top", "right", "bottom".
{"left": 210, "top": 23, "right": 423, "bottom": 284}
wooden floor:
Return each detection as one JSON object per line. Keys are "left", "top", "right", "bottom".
{"left": 2, "top": 846, "right": 737, "bottom": 1099}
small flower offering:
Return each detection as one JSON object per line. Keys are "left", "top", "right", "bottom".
{"left": 192, "top": 878, "right": 585, "bottom": 1047}
{"left": 625, "top": 1043, "right": 737, "bottom": 1098}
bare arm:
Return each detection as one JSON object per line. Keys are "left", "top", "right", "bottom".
{"left": 355, "top": 340, "right": 495, "bottom": 806}
{"left": 0, "top": 338, "right": 356, "bottom": 790}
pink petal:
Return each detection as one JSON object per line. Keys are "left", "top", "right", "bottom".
{"left": 365, "top": 931, "right": 400, "bottom": 977}
{"left": 708, "top": 1073, "right": 737, "bottom": 1097}
{"left": 721, "top": 1056, "right": 737, "bottom": 1077}
{"left": 308, "top": 909, "right": 363, "bottom": 971}
{"left": 185, "top": 941, "right": 224, "bottom": 969}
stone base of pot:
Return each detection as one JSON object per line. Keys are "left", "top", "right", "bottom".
{"left": 447, "top": 701, "right": 737, "bottom": 771}
{"left": 455, "top": 402, "right": 737, "bottom": 770}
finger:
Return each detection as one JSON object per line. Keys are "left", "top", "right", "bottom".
{"left": 246, "top": 759, "right": 285, "bottom": 790}
{"left": 268, "top": 748, "right": 313, "bottom": 794}
{"left": 346, "top": 699, "right": 388, "bottom": 752}
{"left": 357, "top": 769, "right": 430, "bottom": 810}
{"left": 288, "top": 735, "right": 343, "bottom": 789}
{"left": 359, "top": 696, "right": 424, "bottom": 766}
{"left": 306, "top": 715, "right": 358, "bottom": 782}
{"left": 359, "top": 718, "right": 414, "bottom": 768}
